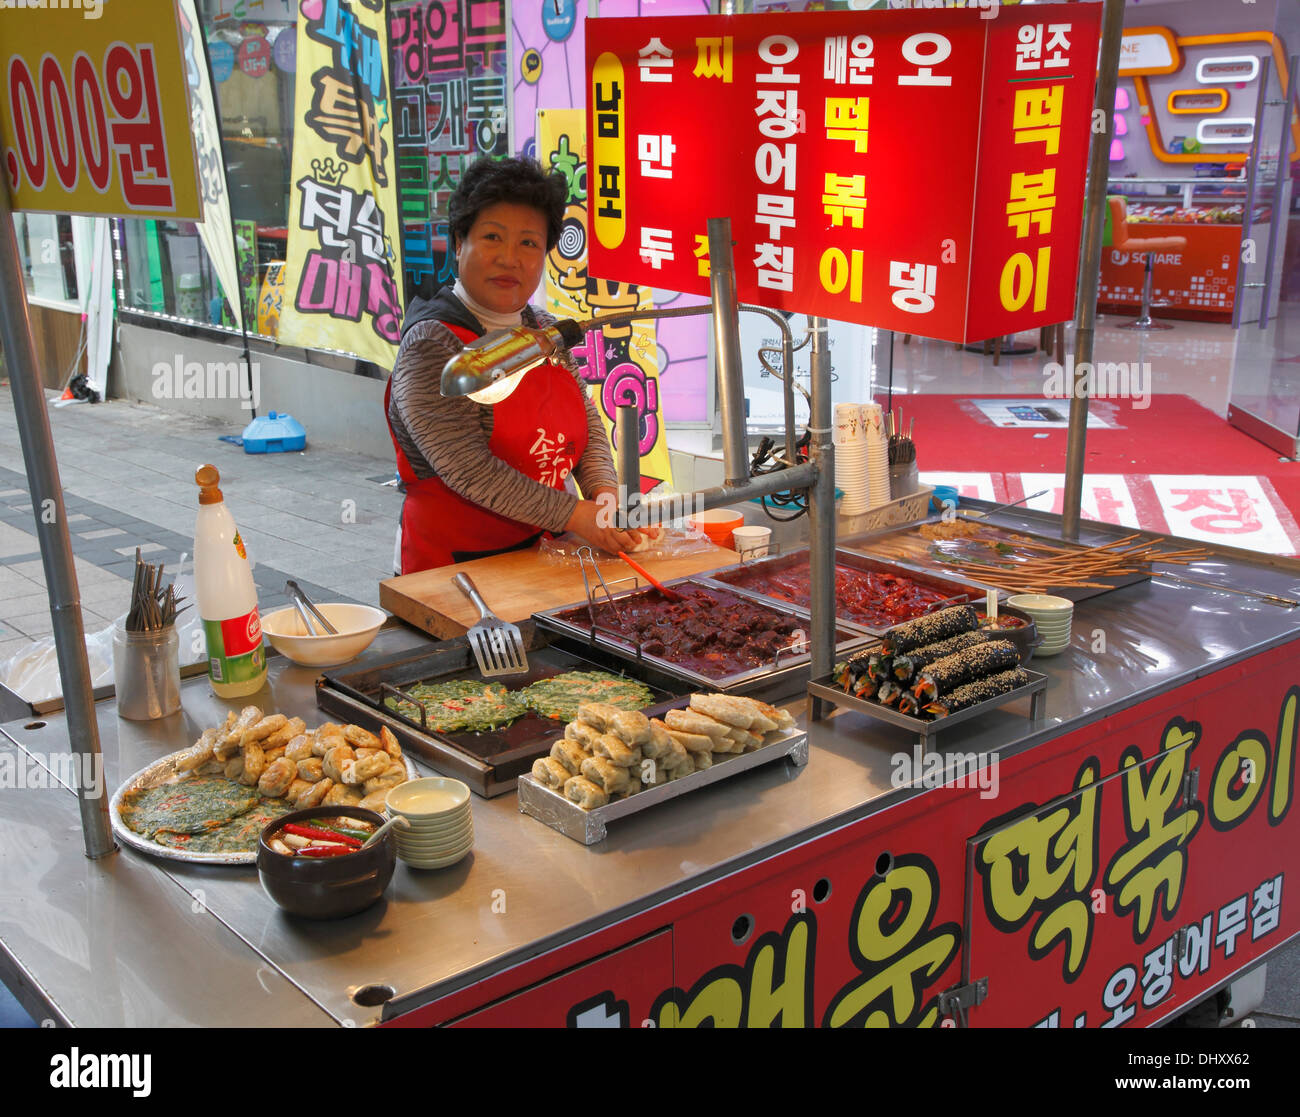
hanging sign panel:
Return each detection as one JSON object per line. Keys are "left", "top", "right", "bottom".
{"left": 585, "top": 8, "right": 1101, "bottom": 343}
{"left": 0, "top": 0, "right": 202, "bottom": 219}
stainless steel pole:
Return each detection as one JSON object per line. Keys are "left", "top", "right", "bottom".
{"left": 615, "top": 403, "right": 642, "bottom": 529}
{"left": 0, "top": 188, "right": 115, "bottom": 859}
{"left": 708, "top": 218, "right": 750, "bottom": 486}
{"left": 1062, "top": 0, "right": 1126, "bottom": 542}
{"left": 806, "top": 317, "right": 836, "bottom": 682}
{"left": 1259, "top": 55, "right": 1297, "bottom": 331}
{"left": 1232, "top": 55, "right": 1271, "bottom": 329}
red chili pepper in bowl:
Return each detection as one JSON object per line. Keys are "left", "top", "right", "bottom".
{"left": 294, "top": 845, "right": 357, "bottom": 858}
{"left": 283, "top": 822, "right": 362, "bottom": 848}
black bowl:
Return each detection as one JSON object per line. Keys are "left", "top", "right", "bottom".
{"left": 258, "top": 806, "right": 396, "bottom": 919}
{"left": 975, "top": 605, "right": 1041, "bottom": 664}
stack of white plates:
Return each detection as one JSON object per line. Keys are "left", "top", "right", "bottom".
{"left": 834, "top": 402, "right": 870, "bottom": 515}
{"left": 1007, "top": 594, "right": 1074, "bottom": 657}
{"left": 861, "top": 403, "right": 891, "bottom": 509}
{"left": 385, "top": 777, "right": 473, "bottom": 869}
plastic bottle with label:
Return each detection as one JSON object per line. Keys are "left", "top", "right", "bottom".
{"left": 194, "top": 465, "right": 267, "bottom": 698}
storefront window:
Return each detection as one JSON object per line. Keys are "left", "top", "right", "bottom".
{"left": 114, "top": 0, "right": 296, "bottom": 333}
{"left": 13, "top": 214, "right": 79, "bottom": 306}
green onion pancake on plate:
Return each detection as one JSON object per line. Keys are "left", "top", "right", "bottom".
{"left": 118, "top": 776, "right": 261, "bottom": 840}
{"left": 384, "top": 679, "right": 529, "bottom": 733}
{"left": 520, "top": 671, "right": 655, "bottom": 723}
{"left": 155, "top": 799, "right": 295, "bottom": 854}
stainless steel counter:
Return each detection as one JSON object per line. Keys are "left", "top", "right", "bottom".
{"left": 2, "top": 522, "right": 1298, "bottom": 1027}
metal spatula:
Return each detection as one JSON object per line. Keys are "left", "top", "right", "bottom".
{"left": 453, "top": 573, "right": 528, "bottom": 676}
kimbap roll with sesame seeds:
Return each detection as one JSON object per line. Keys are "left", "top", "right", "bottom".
{"left": 913, "top": 640, "right": 1020, "bottom": 703}
{"left": 923, "top": 668, "right": 1032, "bottom": 717}
{"left": 881, "top": 605, "right": 979, "bottom": 655}
{"left": 889, "top": 629, "right": 990, "bottom": 684}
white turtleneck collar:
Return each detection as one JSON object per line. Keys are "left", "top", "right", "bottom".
{"left": 454, "top": 279, "right": 524, "bottom": 332}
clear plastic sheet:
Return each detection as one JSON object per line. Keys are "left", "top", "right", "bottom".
{"left": 538, "top": 527, "right": 715, "bottom": 565}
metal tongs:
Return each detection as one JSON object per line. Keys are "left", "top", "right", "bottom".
{"left": 1153, "top": 572, "right": 1300, "bottom": 609}
{"left": 286, "top": 579, "right": 339, "bottom": 634}
{"left": 576, "top": 545, "right": 625, "bottom": 628}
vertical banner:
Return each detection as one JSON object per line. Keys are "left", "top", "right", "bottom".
{"left": 584, "top": 8, "right": 1101, "bottom": 343}
{"left": 539, "top": 109, "right": 673, "bottom": 494}
{"left": 0, "top": 0, "right": 202, "bottom": 219}
{"left": 178, "top": 0, "right": 243, "bottom": 330}
{"left": 388, "top": 0, "right": 510, "bottom": 298}
{"left": 279, "top": 0, "right": 404, "bottom": 368}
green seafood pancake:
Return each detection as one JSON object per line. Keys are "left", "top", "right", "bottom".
{"left": 520, "top": 671, "right": 655, "bottom": 722}
{"left": 155, "top": 799, "right": 295, "bottom": 854}
{"left": 119, "top": 776, "right": 261, "bottom": 840}
{"left": 384, "top": 679, "right": 528, "bottom": 733}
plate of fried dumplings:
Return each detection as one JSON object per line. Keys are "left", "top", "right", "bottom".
{"left": 528, "top": 692, "right": 799, "bottom": 812}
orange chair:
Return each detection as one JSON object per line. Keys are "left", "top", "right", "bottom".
{"left": 1107, "top": 196, "right": 1188, "bottom": 331}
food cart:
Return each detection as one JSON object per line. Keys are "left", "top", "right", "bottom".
{"left": 1, "top": 508, "right": 1297, "bottom": 1028}
{"left": 5, "top": 0, "right": 1294, "bottom": 1031}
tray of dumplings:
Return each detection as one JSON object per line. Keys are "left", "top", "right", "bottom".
{"left": 517, "top": 693, "right": 808, "bottom": 844}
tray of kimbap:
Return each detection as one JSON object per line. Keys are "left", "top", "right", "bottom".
{"left": 808, "top": 604, "right": 1047, "bottom": 747}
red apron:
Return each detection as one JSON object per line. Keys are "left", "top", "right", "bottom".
{"left": 386, "top": 322, "right": 590, "bottom": 574}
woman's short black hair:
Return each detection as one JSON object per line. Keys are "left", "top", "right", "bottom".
{"left": 447, "top": 155, "right": 567, "bottom": 253}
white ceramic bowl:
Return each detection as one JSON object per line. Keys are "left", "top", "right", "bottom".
{"left": 1007, "top": 594, "right": 1074, "bottom": 614}
{"left": 386, "top": 777, "right": 471, "bottom": 820}
{"left": 394, "top": 818, "right": 473, "bottom": 845}
{"left": 261, "top": 603, "right": 387, "bottom": 667}
{"left": 397, "top": 834, "right": 474, "bottom": 857}
{"left": 399, "top": 843, "right": 473, "bottom": 870}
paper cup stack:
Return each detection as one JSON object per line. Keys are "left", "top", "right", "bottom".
{"left": 1007, "top": 594, "right": 1074, "bottom": 657}
{"left": 834, "top": 402, "right": 870, "bottom": 515}
{"left": 860, "top": 403, "right": 892, "bottom": 509}
{"left": 385, "top": 777, "right": 474, "bottom": 869}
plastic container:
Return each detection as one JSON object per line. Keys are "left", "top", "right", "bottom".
{"left": 731, "top": 525, "right": 772, "bottom": 559}
{"left": 689, "top": 508, "right": 745, "bottom": 549}
{"left": 194, "top": 465, "right": 267, "bottom": 698}
{"left": 241, "top": 411, "right": 306, "bottom": 454}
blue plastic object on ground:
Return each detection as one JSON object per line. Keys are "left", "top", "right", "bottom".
{"left": 240, "top": 411, "right": 306, "bottom": 454}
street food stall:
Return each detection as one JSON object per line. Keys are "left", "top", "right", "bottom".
{"left": 3, "top": 508, "right": 1298, "bottom": 1028}
{"left": 3, "top": 0, "right": 1297, "bottom": 1033}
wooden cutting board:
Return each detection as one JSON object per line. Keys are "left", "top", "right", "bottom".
{"left": 380, "top": 544, "right": 741, "bottom": 641}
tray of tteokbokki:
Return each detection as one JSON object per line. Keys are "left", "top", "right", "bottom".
{"left": 807, "top": 605, "right": 1047, "bottom": 749}
{"left": 317, "top": 635, "right": 693, "bottom": 798}
{"left": 111, "top": 706, "right": 419, "bottom": 865}
{"left": 516, "top": 692, "right": 808, "bottom": 844}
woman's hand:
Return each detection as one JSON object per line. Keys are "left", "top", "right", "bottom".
{"left": 565, "top": 498, "right": 644, "bottom": 556}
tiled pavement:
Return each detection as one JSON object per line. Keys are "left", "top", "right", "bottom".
{"left": 0, "top": 389, "right": 403, "bottom": 667}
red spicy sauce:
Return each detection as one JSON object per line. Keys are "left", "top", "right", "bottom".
{"left": 729, "top": 562, "right": 954, "bottom": 629}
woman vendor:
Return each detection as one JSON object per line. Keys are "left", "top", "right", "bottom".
{"left": 386, "top": 156, "right": 644, "bottom": 574}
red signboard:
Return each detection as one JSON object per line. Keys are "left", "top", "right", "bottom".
{"left": 392, "top": 643, "right": 1299, "bottom": 1028}
{"left": 584, "top": 8, "right": 1100, "bottom": 343}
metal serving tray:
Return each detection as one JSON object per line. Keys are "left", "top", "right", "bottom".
{"left": 316, "top": 635, "right": 692, "bottom": 798}
{"left": 841, "top": 518, "right": 1150, "bottom": 602}
{"left": 518, "top": 720, "right": 809, "bottom": 845}
{"left": 696, "top": 548, "right": 1000, "bottom": 637}
{"left": 807, "top": 667, "right": 1048, "bottom": 753}
{"left": 533, "top": 578, "right": 870, "bottom": 699}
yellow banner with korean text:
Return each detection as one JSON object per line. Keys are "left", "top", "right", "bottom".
{"left": 538, "top": 108, "right": 673, "bottom": 495}
{"left": 0, "top": 0, "right": 202, "bottom": 219}
{"left": 277, "top": 0, "right": 404, "bottom": 369}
